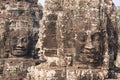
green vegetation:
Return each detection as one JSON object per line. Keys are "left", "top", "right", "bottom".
{"left": 117, "top": 6, "right": 120, "bottom": 26}
{"left": 117, "top": 7, "right": 120, "bottom": 51}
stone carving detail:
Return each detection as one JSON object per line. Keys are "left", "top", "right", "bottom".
{"left": 0, "top": 0, "right": 42, "bottom": 79}
{"left": 28, "top": 0, "right": 118, "bottom": 80}
{"left": 0, "top": 0, "right": 118, "bottom": 80}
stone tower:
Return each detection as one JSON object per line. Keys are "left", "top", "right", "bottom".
{"left": 0, "top": 0, "right": 42, "bottom": 79}
{"left": 30, "top": 0, "right": 118, "bottom": 80}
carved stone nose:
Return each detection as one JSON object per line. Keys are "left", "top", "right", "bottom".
{"left": 17, "top": 39, "right": 23, "bottom": 47}
{"left": 17, "top": 42, "right": 22, "bottom": 47}
{"left": 85, "top": 33, "right": 94, "bottom": 50}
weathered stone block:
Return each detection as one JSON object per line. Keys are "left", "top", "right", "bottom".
{"left": 43, "top": 35, "right": 57, "bottom": 48}
{"left": 0, "top": 60, "right": 5, "bottom": 74}
{"left": 45, "top": 49, "right": 57, "bottom": 57}
{"left": 3, "top": 59, "right": 35, "bottom": 80}
{"left": 47, "top": 14, "right": 58, "bottom": 21}
{"left": 45, "top": 21, "right": 56, "bottom": 35}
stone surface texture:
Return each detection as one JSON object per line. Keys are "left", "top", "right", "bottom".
{"left": 0, "top": 0, "right": 119, "bottom": 80}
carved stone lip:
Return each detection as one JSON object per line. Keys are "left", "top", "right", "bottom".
{"left": 14, "top": 49, "right": 27, "bottom": 54}
{"left": 14, "top": 50, "right": 25, "bottom": 52}
{"left": 82, "top": 50, "right": 97, "bottom": 54}
{"left": 15, "top": 48, "right": 26, "bottom": 51}
{"left": 80, "top": 51, "right": 93, "bottom": 54}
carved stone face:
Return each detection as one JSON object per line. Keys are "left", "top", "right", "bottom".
{"left": 10, "top": 29, "right": 28, "bottom": 56}
{"left": 75, "top": 28, "right": 103, "bottom": 67}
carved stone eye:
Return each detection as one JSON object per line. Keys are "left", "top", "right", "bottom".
{"left": 92, "top": 32, "right": 100, "bottom": 41}
{"left": 21, "top": 37, "right": 27, "bottom": 42}
{"left": 12, "top": 36, "right": 17, "bottom": 42}
{"left": 78, "top": 32, "right": 87, "bottom": 42}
